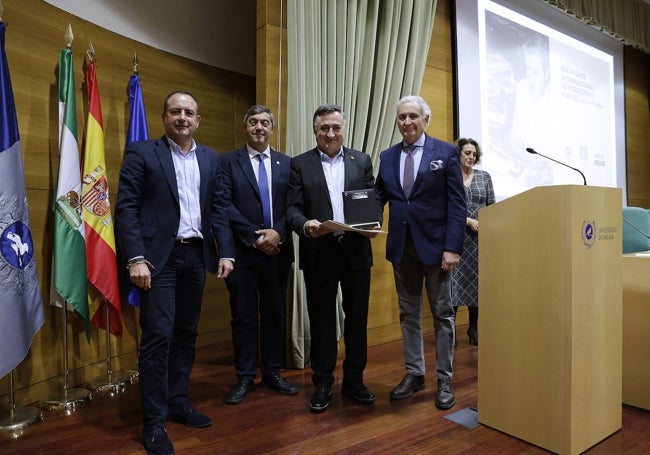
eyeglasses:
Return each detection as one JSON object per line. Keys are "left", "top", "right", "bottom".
{"left": 247, "top": 118, "right": 272, "bottom": 128}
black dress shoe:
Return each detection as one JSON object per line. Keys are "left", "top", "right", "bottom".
{"left": 467, "top": 326, "right": 478, "bottom": 346}
{"left": 389, "top": 374, "right": 425, "bottom": 400}
{"left": 341, "top": 383, "right": 376, "bottom": 404}
{"left": 225, "top": 377, "right": 255, "bottom": 404}
{"left": 261, "top": 372, "right": 298, "bottom": 395}
{"left": 434, "top": 378, "right": 456, "bottom": 410}
{"left": 168, "top": 403, "right": 212, "bottom": 428}
{"left": 309, "top": 386, "right": 332, "bottom": 413}
{"left": 143, "top": 423, "right": 175, "bottom": 455}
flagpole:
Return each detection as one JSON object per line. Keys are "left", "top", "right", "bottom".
{"left": 0, "top": 1, "right": 43, "bottom": 432}
{"left": 122, "top": 50, "right": 145, "bottom": 381}
{"left": 0, "top": 371, "right": 42, "bottom": 435}
{"left": 42, "top": 25, "right": 92, "bottom": 411}
{"left": 78, "top": 41, "right": 132, "bottom": 395}
{"left": 42, "top": 301, "right": 92, "bottom": 411}
{"left": 92, "top": 299, "right": 134, "bottom": 396}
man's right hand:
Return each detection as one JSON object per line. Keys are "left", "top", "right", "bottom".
{"left": 130, "top": 262, "right": 151, "bottom": 290}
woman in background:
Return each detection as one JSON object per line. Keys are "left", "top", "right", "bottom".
{"left": 451, "top": 138, "right": 495, "bottom": 346}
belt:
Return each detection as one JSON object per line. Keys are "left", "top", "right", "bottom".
{"left": 176, "top": 237, "right": 201, "bottom": 244}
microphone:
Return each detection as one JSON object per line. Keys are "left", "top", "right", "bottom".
{"left": 525, "top": 147, "right": 587, "bottom": 185}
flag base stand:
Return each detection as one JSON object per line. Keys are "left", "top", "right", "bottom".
{"left": 42, "top": 387, "right": 91, "bottom": 413}
{"left": 0, "top": 406, "right": 43, "bottom": 436}
{"left": 125, "top": 369, "right": 139, "bottom": 380}
{"left": 92, "top": 370, "right": 135, "bottom": 397}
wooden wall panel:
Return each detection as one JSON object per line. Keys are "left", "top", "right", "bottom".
{"left": 256, "top": 0, "right": 288, "bottom": 153}
{"left": 624, "top": 47, "right": 650, "bottom": 207}
{"left": 2, "top": 0, "right": 254, "bottom": 403}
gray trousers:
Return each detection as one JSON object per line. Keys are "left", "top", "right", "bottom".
{"left": 392, "top": 236, "right": 455, "bottom": 380}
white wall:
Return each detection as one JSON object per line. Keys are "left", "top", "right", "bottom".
{"left": 44, "top": 0, "right": 256, "bottom": 76}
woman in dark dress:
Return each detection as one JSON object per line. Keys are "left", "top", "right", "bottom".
{"left": 451, "top": 138, "right": 495, "bottom": 346}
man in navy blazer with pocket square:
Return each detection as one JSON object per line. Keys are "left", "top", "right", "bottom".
{"left": 220, "top": 105, "right": 297, "bottom": 405}
{"left": 375, "top": 95, "right": 466, "bottom": 410}
{"left": 115, "top": 91, "right": 235, "bottom": 455}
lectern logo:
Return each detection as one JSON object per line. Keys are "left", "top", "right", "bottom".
{"left": 582, "top": 220, "right": 596, "bottom": 248}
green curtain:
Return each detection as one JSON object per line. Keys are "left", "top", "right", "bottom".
{"left": 543, "top": 0, "right": 650, "bottom": 54}
{"left": 285, "top": 0, "right": 437, "bottom": 368}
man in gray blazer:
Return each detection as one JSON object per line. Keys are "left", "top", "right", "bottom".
{"left": 375, "top": 95, "right": 466, "bottom": 410}
{"left": 287, "top": 104, "right": 382, "bottom": 413}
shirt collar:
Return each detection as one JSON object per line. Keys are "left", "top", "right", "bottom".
{"left": 246, "top": 144, "right": 270, "bottom": 159}
{"left": 318, "top": 147, "right": 344, "bottom": 162}
{"left": 166, "top": 136, "right": 197, "bottom": 155}
{"left": 403, "top": 134, "right": 425, "bottom": 150}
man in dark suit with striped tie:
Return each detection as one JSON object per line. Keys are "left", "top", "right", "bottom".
{"left": 220, "top": 105, "right": 297, "bottom": 405}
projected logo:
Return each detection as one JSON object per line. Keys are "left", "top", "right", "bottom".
{"left": 582, "top": 220, "right": 596, "bottom": 249}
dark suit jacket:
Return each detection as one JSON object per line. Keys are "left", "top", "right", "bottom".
{"left": 375, "top": 134, "right": 466, "bottom": 266}
{"left": 286, "top": 147, "right": 382, "bottom": 271}
{"left": 220, "top": 146, "right": 293, "bottom": 267}
{"left": 114, "top": 136, "right": 235, "bottom": 276}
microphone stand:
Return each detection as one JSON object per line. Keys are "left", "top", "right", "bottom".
{"left": 525, "top": 148, "right": 587, "bottom": 185}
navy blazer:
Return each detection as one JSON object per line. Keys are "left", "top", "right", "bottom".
{"left": 220, "top": 146, "right": 293, "bottom": 267}
{"left": 114, "top": 136, "right": 235, "bottom": 276}
{"left": 375, "top": 134, "right": 466, "bottom": 266}
{"left": 286, "top": 147, "right": 382, "bottom": 271}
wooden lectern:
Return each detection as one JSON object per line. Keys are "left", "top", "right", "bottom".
{"left": 478, "top": 185, "right": 622, "bottom": 455}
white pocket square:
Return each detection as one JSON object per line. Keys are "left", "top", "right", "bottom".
{"left": 430, "top": 160, "right": 444, "bottom": 171}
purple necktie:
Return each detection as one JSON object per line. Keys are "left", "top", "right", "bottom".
{"left": 403, "top": 144, "right": 415, "bottom": 197}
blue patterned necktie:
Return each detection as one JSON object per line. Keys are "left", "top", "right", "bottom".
{"left": 257, "top": 153, "right": 272, "bottom": 227}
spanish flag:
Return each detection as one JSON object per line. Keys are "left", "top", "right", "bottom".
{"left": 82, "top": 57, "right": 123, "bottom": 337}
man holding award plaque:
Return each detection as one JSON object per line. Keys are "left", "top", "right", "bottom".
{"left": 287, "top": 103, "right": 382, "bottom": 414}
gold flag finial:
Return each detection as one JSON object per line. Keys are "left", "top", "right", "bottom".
{"left": 0, "top": 1, "right": 5, "bottom": 22}
{"left": 132, "top": 51, "right": 139, "bottom": 74}
{"left": 65, "top": 23, "right": 74, "bottom": 48}
{"left": 87, "top": 40, "right": 95, "bottom": 62}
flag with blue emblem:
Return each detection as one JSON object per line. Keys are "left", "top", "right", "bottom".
{"left": 0, "top": 21, "right": 45, "bottom": 378}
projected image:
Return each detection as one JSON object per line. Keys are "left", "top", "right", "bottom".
{"left": 481, "top": 9, "right": 614, "bottom": 198}
{"left": 455, "top": 0, "right": 623, "bottom": 201}
{"left": 483, "top": 16, "right": 555, "bottom": 192}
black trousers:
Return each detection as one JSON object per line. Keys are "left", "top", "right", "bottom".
{"left": 303, "top": 236, "right": 370, "bottom": 388}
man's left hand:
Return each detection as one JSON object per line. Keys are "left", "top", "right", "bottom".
{"left": 441, "top": 251, "right": 460, "bottom": 272}
{"left": 217, "top": 258, "right": 234, "bottom": 278}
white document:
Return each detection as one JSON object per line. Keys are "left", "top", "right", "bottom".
{"left": 320, "top": 220, "right": 387, "bottom": 234}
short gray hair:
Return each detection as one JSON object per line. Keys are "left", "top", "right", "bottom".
{"left": 396, "top": 95, "right": 431, "bottom": 118}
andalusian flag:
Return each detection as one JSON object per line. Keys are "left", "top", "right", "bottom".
{"left": 0, "top": 21, "right": 45, "bottom": 378}
{"left": 83, "top": 58, "right": 123, "bottom": 337}
{"left": 53, "top": 44, "right": 91, "bottom": 341}
{"left": 124, "top": 72, "right": 149, "bottom": 307}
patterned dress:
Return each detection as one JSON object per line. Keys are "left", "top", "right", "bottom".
{"left": 451, "top": 169, "right": 495, "bottom": 307}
